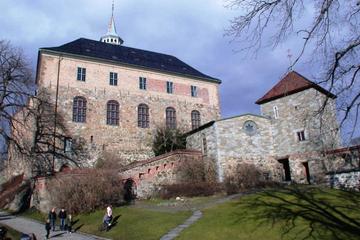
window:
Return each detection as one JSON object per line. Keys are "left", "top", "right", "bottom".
{"left": 166, "top": 107, "right": 176, "bottom": 129}
{"left": 191, "top": 110, "right": 201, "bottom": 129}
{"left": 72, "top": 96, "right": 87, "bottom": 122}
{"left": 139, "top": 77, "right": 147, "bottom": 90}
{"left": 64, "top": 137, "right": 72, "bottom": 152}
{"left": 77, "top": 67, "right": 86, "bottom": 81}
{"left": 109, "top": 72, "right": 118, "bottom": 86}
{"left": 166, "top": 81, "right": 173, "bottom": 94}
{"left": 191, "top": 85, "right": 198, "bottom": 97}
{"left": 138, "top": 104, "right": 149, "bottom": 128}
{"left": 106, "top": 100, "right": 119, "bottom": 125}
{"left": 273, "top": 106, "right": 279, "bottom": 119}
{"left": 202, "top": 136, "right": 207, "bottom": 156}
{"left": 297, "top": 131, "right": 306, "bottom": 141}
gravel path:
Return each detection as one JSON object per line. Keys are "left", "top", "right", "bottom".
{"left": 0, "top": 211, "right": 108, "bottom": 240}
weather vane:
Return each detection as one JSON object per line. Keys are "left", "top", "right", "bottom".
{"left": 287, "top": 49, "right": 293, "bottom": 70}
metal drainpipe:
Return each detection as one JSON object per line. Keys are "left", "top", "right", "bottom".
{"left": 52, "top": 55, "right": 62, "bottom": 174}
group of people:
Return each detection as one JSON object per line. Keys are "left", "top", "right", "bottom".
{"left": 45, "top": 208, "right": 72, "bottom": 239}
{"left": 44, "top": 205, "right": 113, "bottom": 238}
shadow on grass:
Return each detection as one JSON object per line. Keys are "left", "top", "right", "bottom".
{"left": 236, "top": 186, "right": 360, "bottom": 240}
{"left": 109, "top": 214, "right": 121, "bottom": 229}
{"left": 73, "top": 224, "right": 84, "bottom": 232}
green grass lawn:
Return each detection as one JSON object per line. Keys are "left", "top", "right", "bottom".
{"left": 0, "top": 223, "right": 22, "bottom": 239}
{"left": 177, "top": 186, "right": 360, "bottom": 240}
{"left": 21, "top": 205, "right": 191, "bottom": 240}
{"left": 74, "top": 206, "right": 191, "bottom": 240}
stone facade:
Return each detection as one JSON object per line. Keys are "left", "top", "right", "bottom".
{"left": 35, "top": 51, "right": 220, "bottom": 165}
{"left": 260, "top": 88, "right": 340, "bottom": 156}
{"left": 187, "top": 74, "right": 342, "bottom": 185}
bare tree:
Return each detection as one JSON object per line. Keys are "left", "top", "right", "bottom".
{"left": 226, "top": 0, "right": 360, "bottom": 140}
{"left": 0, "top": 40, "right": 33, "bottom": 155}
{"left": 1, "top": 40, "right": 87, "bottom": 176}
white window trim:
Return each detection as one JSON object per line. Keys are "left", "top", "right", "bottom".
{"left": 273, "top": 106, "right": 279, "bottom": 119}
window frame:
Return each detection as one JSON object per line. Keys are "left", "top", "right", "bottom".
{"left": 166, "top": 107, "right": 176, "bottom": 129}
{"left": 77, "top": 67, "right": 86, "bottom": 81}
{"left": 191, "top": 85, "right": 198, "bottom": 97}
{"left": 109, "top": 72, "right": 118, "bottom": 86}
{"left": 138, "top": 104, "right": 150, "bottom": 128}
{"left": 191, "top": 110, "right": 201, "bottom": 130}
{"left": 273, "top": 106, "right": 279, "bottom": 119}
{"left": 72, "top": 96, "right": 87, "bottom": 123}
{"left": 166, "top": 81, "right": 174, "bottom": 94}
{"left": 106, "top": 100, "right": 120, "bottom": 126}
{"left": 297, "top": 130, "right": 306, "bottom": 142}
{"left": 139, "top": 77, "right": 147, "bottom": 90}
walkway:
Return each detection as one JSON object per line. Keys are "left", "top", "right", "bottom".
{"left": 0, "top": 211, "right": 108, "bottom": 240}
{"left": 158, "top": 192, "right": 250, "bottom": 240}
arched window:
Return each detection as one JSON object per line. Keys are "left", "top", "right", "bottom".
{"left": 106, "top": 100, "right": 119, "bottom": 125}
{"left": 138, "top": 104, "right": 149, "bottom": 128}
{"left": 73, "top": 96, "right": 87, "bottom": 122}
{"left": 191, "top": 110, "right": 201, "bottom": 129}
{"left": 166, "top": 107, "right": 176, "bottom": 129}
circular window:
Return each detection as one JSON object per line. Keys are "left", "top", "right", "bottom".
{"left": 243, "top": 120, "right": 257, "bottom": 136}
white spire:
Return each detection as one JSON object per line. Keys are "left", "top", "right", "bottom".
{"left": 100, "top": 0, "right": 124, "bottom": 45}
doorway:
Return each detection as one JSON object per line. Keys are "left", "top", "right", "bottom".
{"left": 278, "top": 159, "right": 291, "bottom": 181}
{"left": 124, "top": 178, "right": 137, "bottom": 203}
{"left": 302, "top": 162, "right": 311, "bottom": 184}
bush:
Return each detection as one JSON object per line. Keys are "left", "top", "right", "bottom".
{"left": 224, "top": 163, "right": 264, "bottom": 194}
{"left": 152, "top": 127, "right": 186, "bottom": 156}
{"left": 159, "top": 182, "right": 222, "bottom": 199}
{"left": 95, "top": 151, "right": 125, "bottom": 169}
{"left": 48, "top": 170, "right": 123, "bottom": 214}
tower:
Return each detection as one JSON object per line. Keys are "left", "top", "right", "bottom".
{"left": 100, "top": 0, "right": 124, "bottom": 45}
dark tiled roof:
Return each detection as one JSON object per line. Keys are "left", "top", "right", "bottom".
{"left": 255, "top": 71, "right": 336, "bottom": 104}
{"left": 40, "top": 38, "right": 221, "bottom": 83}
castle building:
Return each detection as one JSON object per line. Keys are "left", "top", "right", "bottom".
{"left": 35, "top": 7, "right": 221, "bottom": 163}
{"left": 186, "top": 71, "right": 342, "bottom": 183}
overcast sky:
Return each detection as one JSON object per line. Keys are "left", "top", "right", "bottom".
{"left": 0, "top": 0, "right": 316, "bottom": 119}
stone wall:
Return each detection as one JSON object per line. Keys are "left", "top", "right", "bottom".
{"left": 120, "top": 150, "right": 203, "bottom": 198}
{"left": 36, "top": 53, "right": 221, "bottom": 164}
{"left": 187, "top": 114, "right": 283, "bottom": 182}
{"left": 327, "top": 170, "right": 360, "bottom": 191}
{"left": 31, "top": 150, "right": 203, "bottom": 211}
{"left": 260, "top": 88, "right": 341, "bottom": 157}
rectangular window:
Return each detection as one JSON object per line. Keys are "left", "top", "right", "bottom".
{"left": 77, "top": 67, "right": 86, "bottom": 81}
{"left": 297, "top": 131, "right": 306, "bottom": 142}
{"left": 166, "top": 81, "right": 173, "bottom": 94}
{"left": 139, "top": 77, "right": 147, "bottom": 90}
{"left": 191, "top": 85, "right": 197, "bottom": 97}
{"left": 64, "top": 137, "right": 72, "bottom": 152}
{"left": 273, "top": 106, "right": 279, "bottom": 119}
{"left": 109, "top": 72, "right": 118, "bottom": 86}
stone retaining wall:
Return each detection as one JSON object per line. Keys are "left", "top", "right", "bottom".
{"left": 327, "top": 170, "right": 360, "bottom": 191}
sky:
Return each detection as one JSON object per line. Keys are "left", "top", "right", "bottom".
{"left": 1, "top": 0, "right": 356, "bottom": 142}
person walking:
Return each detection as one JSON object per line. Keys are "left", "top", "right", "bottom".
{"left": 58, "top": 208, "right": 67, "bottom": 231}
{"left": 45, "top": 219, "right": 51, "bottom": 239}
{"left": 48, "top": 208, "right": 57, "bottom": 231}
{"left": 67, "top": 214, "right": 72, "bottom": 234}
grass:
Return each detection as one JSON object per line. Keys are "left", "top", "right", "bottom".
{"left": 19, "top": 186, "right": 360, "bottom": 239}
{"left": 0, "top": 223, "right": 22, "bottom": 239}
{"left": 21, "top": 205, "right": 191, "bottom": 240}
{"left": 177, "top": 186, "right": 360, "bottom": 240}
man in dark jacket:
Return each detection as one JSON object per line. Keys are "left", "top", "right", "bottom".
{"left": 48, "top": 208, "right": 56, "bottom": 231}
{"left": 45, "top": 219, "right": 51, "bottom": 239}
{"left": 58, "top": 208, "right": 67, "bottom": 231}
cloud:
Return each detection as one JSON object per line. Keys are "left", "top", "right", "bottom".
{"left": 0, "top": 0, "right": 313, "bottom": 119}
